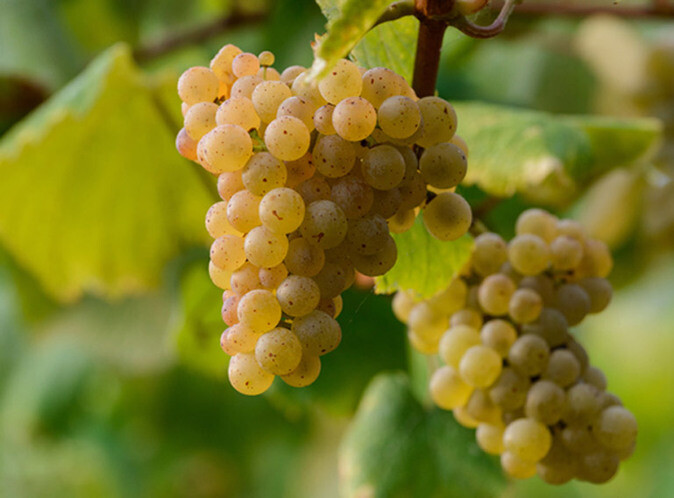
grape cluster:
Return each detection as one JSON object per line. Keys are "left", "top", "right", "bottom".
{"left": 393, "top": 209, "right": 637, "bottom": 484}
{"left": 175, "top": 44, "right": 472, "bottom": 395}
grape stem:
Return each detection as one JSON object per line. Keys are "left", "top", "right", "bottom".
{"left": 490, "top": 0, "right": 674, "bottom": 18}
{"left": 449, "top": 0, "right": 519, "bottom": 39}
{"left": 373, "top": 0, "right": 416, "bottom": 27}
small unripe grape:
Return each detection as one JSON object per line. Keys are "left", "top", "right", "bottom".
{"left": 392, "top": 291, "right": 417, "bottom": 323}
{"left": 453, "top": 406, "right": 480, "bottom": 428}
{"left": 409, "top": 302, "right": 448, "bottom": 343}
{"left": 450, "top": 309, "right": 483, "bottom": 329}
{"left": 578, "top": 451, "right": 619, "bottom": 484}
{"left": 350, "top": 235, "right": 398, "bottom": 277}
{"left": 583, "top": 365, "right": 608, "bottom": 391}
{"left": 472, "top": 233, "right": 508, "bottom": 277}
{"left": 563, "top": 383, "right": 601, "bottom": 424}
{"left": 500, "top": 451, "right": 537, "bottom": 479}
{"left": 439, "top": 324, "right": 481, "bottom": 368}
{"left": 508, "top": 288, "right": 543, "bottom": 324}
{"left": 429, "top": 365, "right": 474, "bottom": 410}
{"left": 459, "top": 345, "right": 503, "bottom": 388}
{"left": 489, "top": 367, "right": 530, "bottom": 411}
{"left": 258, "top": 50, "right": 275, "bottom": 66}
{"left": 285, "top": 153, "right": 315, "bottom": 188}
{"left": 427, "top": 278, "right": 467, "bottom": 315}
{"left": 478, "top": 274, "right": 516, "bottom": 316}
{"left": 579, "top": 277, "right": 613, "bottom": 313}
{"left": 593, "top": 406, "right": 638, "bottom": 451}
{"left": 508, "top": 234, "right": 551, "bottom": 276}
{"left": 579, "top": 239, "right": 613, "bottom": 278}
{"left": 415, "top": 96, "right": 457, "bottom": 147}
{"left": 465, "top": 389, "right": 502, "bottom": 424}
{"left": 361, "top": 145, "right": 406, "bottom": 190}
{"left": 525, "top": 380, "right": 566, "bottom": 425}
{"left": 419, "top": 142, "right": 467, "bottom": 189}
{"left": 503, "top": 417, "right": 552, "bottom": 463}
{"left": 508, "top": 335, "right": 550, "bottom": 377}
{"left": 555, "top": 283, "right": 591, "bottom": 326}
{"left": 476, "top": 423, "right": 505, "bottom": 455}
{"left": 423, "top": 192, "right": 472, "bottom": 241}
{"left": 519, "top": 274, "right": 556, "bottom": 306}
{"left": 515, "top": 208, "right": 558, "bottom": 243}
{"left": 550, "top": 235, "right": 584, "bottom": 271}
{"left": 521, "top": 307, "right": 569, "bottom": 348}
{"left": 544, "top": 349, "right": 581, "bottom": 387}
{"left": 480, "top": 319, "right": 517, "bottom": 357}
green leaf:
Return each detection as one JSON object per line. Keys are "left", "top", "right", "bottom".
{"left": 374, "top": 217, "right": 474, "bottom": 298}
{"left": 0, "top": 44, "right": 214, "bottom": 302}
{"left": 454, "top": 102, "right": 662, "bottom": 205}
{"left": 339, "top": 373, "right": 505, "bottom": 498}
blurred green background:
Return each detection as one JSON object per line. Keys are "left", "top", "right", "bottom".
{"left": 0, "top": 0, "right": 672, "bottom": 496}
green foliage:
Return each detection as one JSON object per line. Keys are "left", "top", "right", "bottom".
{"left": 340, "top": 373, "right": 505, "bottom": 498}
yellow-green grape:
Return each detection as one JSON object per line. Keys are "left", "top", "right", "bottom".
{"left": 230, "top": 262, "right": 261, "bottom": 296}
{"left": 560, "top": 424, "right": 600, "bottom": 454}
{"left": 478, "top": 273, "right": 516, "bottom": 316}
{"left": 222, "top": 323, "right": 259, "bottom": 354}
{"left": 555, "top": 284, "right": 591, "bottom": 326}
{"left": 184, "top": 102, "right": 218, "bottom": 141}
{"left": 450, "top": 309, "right": 483, "bottom": 329}
{"left": 217, "top": 170, "right": 244, "bottom": 201}
{"left": 252, "top": 80, "right": 292, "bottom": 123}
{"left": 579, "top": 239, "right": 613, "bottom": 278}
{"left": 525, "top": 380, "right": 566, "bottom": 425}
{"left": 465, "top": 389, "right": 502, "bottom": 424}
{"left": 220, "top": 328, "right": 237, "bottom": 356}
{"left": 397, "top": 146, "right": 419, "bottom": 186}
{"left": 592, "top": 406, "right": 638, "bottom": 451}
{"left": 258, "top": 50, "right": 275, "bottom": 67}
{"left": 313, "top": 261, "right": 350, "bottom": 299}
{"left": 350, "top": 235, "right": 397, "bottom": 276}
{"left": 392, "top": 290, "right": 417, "bottom": 323}
{"left": 567, "top": 339, "right": 590, "bottom": 374}
{"left": 503, "top": 417, "right": 552, "bottom": 463}
{"left": 313, "top": 135, "right": 357, "bottom": 178}
{"left": 318, "top": 59, "right": 363, "bottom": 104}
{"left": 508, "top": 234, "right": 551, "bottom": 276}
{"left": 237, "top": 289, "right": 282, "bottom": 333}
{"left": 230, "top": 75, "right": 263, "bottom": 99}
{"left": 264, "top": 116, "right": 311, "bottom": 161}
{"left": 300, "top": 200, "right": 348, "bottom": 249}
{"left": 242, "top": 152, "right": 287, "bottom": 196}
{"left": 408, "top": 329, "right": 439, "bottom": 354}
{"left": 244, "top": 226, "right": 289, "bottom": 267}
{"left": 201, "top": 124, "right": 253, "bottom": 173}
{"left": 537, "top": 439, "right": 577, "bottom": 485}
{"left": 477, "top": 423, "right": 505, "bottom": 455}
{"left": 361, "top": 145, "right": 406, "bottom": 189}
{"left": 331, "top": 176, "right": 374, "bottom": 219}
{"left": 227, "top": 189, "right": 262, "bottom": 233}
{"left": 292, "top": 310, "right": 341, "bottom": 356}
{"left": 332, "top": 97, "right": 377, "bottom": 141}
{"left": 209, "top": 261, "right": 232, "bottom": 290}
{"left": 254, "top": 327, "right": 302, "bottom": 375}
{"left": 519, "top": 274, "right": 556, "bottom": 306}
{"left": 550, "top": 235, "right": 584, "bottom": 271}
{"left": 423, "top": 192, "right": 472, "bottom": 241}
{"left": 216, "top": 96, "right": 260, "bottom": 131}
{"left": 178, "top": 66, "right": 219, "bottom": 105}
{"left": 544, "top": 349, "right": 581, "bottom": 387}
{"left": 284, "top": 237, "right": 325, "bottom": 277}
{"left": 472, "top": 233, "right": 508, "bottom": 277}
{"left": 455, "top": 0, "right": 489, "bottom": 15}
{"left": 450, "top": 134, "right": 469, "bottom": 156}
{"left": 563, "top": 383, "right": 601, "bottom": 425}
{"left": 459, "top": 345, "right": 502, "bottom": 388}
{"left": 439, "top": 325, "right": 481, "bottom": 368}
{"left": 346, "top": 214, "right": 389, "bottom": 255}
{"left": 579, "top": 277, "right": 613, "bottom": 313}
{"left": 176, "top": 127, "right": 198, "bottom": 161}
{"left": 297, "top": 176, "right": 332, "bottom": 204}
{"left": 556, "top": 218, "right": 586, "bottom": 242}
{"left": 430, "top": 365, "right": 474, "bottom": 410}
{"left": 360, "top": 67, "right": 401, "bottom": 108}
{"left": 258, "top": 66, "right": 281, "bottom": 81}
{"left": 285, "top": 153, "right": 315, "bottom": 188}
{"left": 205, "top": 201, "right": 240, "bottom": 238}
{"left": 210, "top": 44, "right": 242, "bottom": 80}
{"left": 508, "top": 334, "right": 550, "bottom": 377}
{"left": 480, "top": 319, "right": 517, "bottom": 358}
{"left": 314, "top": 104, "right": 336, "bottom": 135}
{"left": 259, "top": 187, "right": 306, "bottom": 234}
{"left": 371, "top": 187, "right": 405, "bottom": 218}
{"left": 489, "top": 367, "right": 531, "bottom": 411}
{"left": 281, "top": 353, "right": 321, "bottom": 387}
{"left": 280, "top": 65, "right": 305, "bottom": 85}
{"left": 377, "top": 96, "right": 422, "bottom": 139}
{"left": 508, "top": 288, "right": 543, "bottom": 324}
{"left": 388, "top": 208, "right": 417, "bottom": 234}
{"left": 232, "top": 52, "right": 260, "bottom": 78}
{"left": 500, "top": 451, "right": 537, "bottom": 479}
{"left": 415, "top": 96, "right": 457, "bottom": 148}
{"left": 276, "top": 96, "right": 314, "bottom": 131}
{"left": 428, "top": 278, "right": 468, "bottom": 315}
{"left": 291, "top": 71, "right": 327, "bottom": 109}
{"left": 276, "top": 275, "right": 321, "bottom": 316}
{"left": 317, "top": 295, "right": 343, "bottom": 318}
{"left": 578, "top": 451, "right": 619, "bottom": 484}
{"left": 516, "top": 208, "right": 558, "bottom": 243}
{"left": 453, "top": 406, "right": 480, "bottom": 428}
{"left": 210, "top": 235, "right": 246, "bottom": 271}
{"left": 583, "top": 366, "right": 608, "bottom": 391}
{"left": 419, "top": 142, "right": 467, "bottom": 189}
{"left": 228, "top": 352, "right": 274, "bottom": 395}
{"left": 408, "top": 301, "right": 447, "bottom": 343}
{"left": 259, "top": 264, "right": 288, "bottom": 289}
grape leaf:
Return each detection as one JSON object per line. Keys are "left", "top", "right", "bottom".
{"left": 374, "top": 217, "right": 474, "bottom": 298}
{"left": 0, "top": 44, "right": 214, "bottom": 302}
{"left": 339, "top": 373, "right": 505, "bottom": 498}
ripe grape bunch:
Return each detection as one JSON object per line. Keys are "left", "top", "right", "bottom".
{"left": 393, "top": 209, "right": 637, "bottom": 484}
{"left": 175, "top": 44, "right": 472, "bottom": 395}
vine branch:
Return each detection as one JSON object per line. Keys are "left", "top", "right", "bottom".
{"left": 374, "top": 0, "right": 416, "bottom": 27}
{"left": 490, "top": 0, "right": 674, "bottom": 18}
{"left": 450, "top": 0, "right": 518, "bottom": 39}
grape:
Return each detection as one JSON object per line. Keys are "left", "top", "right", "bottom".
{"left": 252, "top": 80, "right": 292, "bottom": 123}
{"left": 453, "top": 406, "right": 480, "bottom": 428}
{"left": 397, "top": 146, "right": 419, "bottom": 186}
{"left": 500, "top": 451, "right": 537, "bottom": 479}
{"left": 521, "top": 308, "right": 569, "bottom": 348}
{"left": 489, "top": 367, "right": 530, "bottom": 411}
{"left": 377, "top": 96, "right": 422, "bottom": 139}
{"left": 223, "top": 323, "right": 259, "bottom": 354}
{"left": 176, "top": 127, "right": 198, "bottom": 161}
{"left": 593, "top": 406, "right": 637, "bottom": 451}
{"left": 350, "top": 235, "right": 397, "bottom": 277}
{"left": 361, "top": 145, "right": 406, "bottom": 190}
{"left": 228, "top": 352, "right": 274, "bottom": 395}
{"left": 296, "top": 176, "right": 332, "bottom": 204}
{"left": 550, "top": 235, "right": 584, "bottom": 271}
{"left": 578, "top": 451, "right": 619, "bottom": 484}
{"left": 332, "top": 97, "right": 377, "bottom": 141}
{"left": 360, "top": 67, "right": 401, "bottom": 108}
{"left": 563, "top": 383, "right": 601, "bottom": 424}
{"left": 331, "top": 176, "right": 374, "bottom": 219}
{"left": 427, "top": 278, "right": 467, "bottom": 315}
{"left": 258, "top": 50, "right": 274, "bottom": 67}
{"left": 210, "top": 44, "right": 242, "bottom": 80}
{"left": 525, "top": 380, "right": 566, "bottom": 425}
{"left": 477, "top": 273, "right": 516, "bottom": 316}
{"left": 567, "top": 339, "right": 590, "bottom": 374}
{"left": 210, "top": 235, "right": 246, "bottom": 271}
{"left": 220, "top": 329, "right": 237, "bottom": 355}
{"left": 259, "top": 187, "right": 306, "bottom": 234}
{"left": 398, "top": 173, "right": 427, "bottom": 213}
{"left": 317, "top": 295, "right": 343, "bottom": 318}
{"left": 503, "top": 417, "right": 552, "bottom": 463}
{"left": 419, "top": 142, "right": 467, "bottom": 189}
{"left": 264, "top": 116, "right": 311, "bottom": 161}
{"left": 556, "top": 219, "right": 586, "bottom": 241}
{"left": 450, "top": 134, "right": 469, "bottom": 156}
{"left": 508, "top": 288, "right": 543, "bottom": 324}
{"left": 227, "top": 189, "right": 262, "bottom": 233}
{"left": 560, "top": 424, "right": 600, "bottom": 454}
{"left": 230, "top": 75, "right": 263, "bottom": 99}
{"left": 205, "top": 201, "right": 240, "bottom": 238}
{"left": 346, "top": 214, "right": 389, "bottom": 255}
{"left": 429, "top": 365, "right": 474, "bottom": 410}
{"left": 209, "top": 261, "right": 232, "bottom": 290}
{"left": 508, "top": 334, "right": 550, "bottom": 377}
{"left": 408, "top": 302, "right": 448, "bottom": 343}
{"left": 277, "top": 96, "right": 314, "bottom": 131}
{"left": 459, "top": 345, "right": 502, "bottom": 388}
{"left": 244, "top": 226, "right": 289, "bottom": 267}
{"left": 281, "top": 353, "right": 321, "bottom": 387}
{"left": 313, "top": 104, "right": 336, "bottom": 135}
{"left": 280, "top": 65, "right": 305, "bottom": 85}
{"left": 408, "top": 329, "right": 440, "bottom": 354}
{"left": 392, "top": 291, "right": 417, "bottom": 323}
{"left": 515, "top": 208, "right": 558, "bottom": 243}
{"left": 423, "top": 192, "right": 472, "bottom": 241}
{"left": 242, "top": 152, "right": 287, "bottom": 196}
{"left": 300, "top": 200, "right": 348, "bottom": 249}
{"left": 450, "top": 309, "right": 483, "bottom": 329}
{"left": 536, "top": 440, "right": 576, "bottom": 485}
{"left": 292, "top": 310, "right": 341, "bottom": 356}
{"left": 284, "top": 237, "right": 325, "bottom": 277}
{"left": 472, "top": 233, "right": 508, "bottom": 277}
{"left": 439, "top": 325, "right": 481, "bottom": 368}
{"left": 583, "top": 365, "right": 608, "bottom": 391}
{"left": 370, "top": 187, "right": 404, "bottom": 219}
{"left": 184, "top": 102, "right": 218, "bottom": 141}
{"left": 313, "top": 135, "right": 357, "bottom": 178}
{"left": 259, "top": 264, "right": 288, "bottom": 289}
{"left": 285, "top": 153, "right": 316, "bottom": 188}
{"left": 579, "top": 239, "right": 613, "bottom": 278}
{"left": 388, "top": 208, "right": 416, "bottom": 234}
{"left": 313, "top": 261, "right": 350, "bottom": 299}
{"left": 217, "top": 170, "right": 244, "bottom": 201}
{"left": 519, "top": 274, "right": 555, "bottom": 306}
{"left": 465, "top": 389, "right": 502, "bottom": 424}
{"left": 480, "top": 319, "right": 517, "bottom": 357}
{"left": 508, "top": 234, "right": 550, "bottom": 276}
{"left": 178, "top": 66, "right": 219, "bottom": 105}
{"left": 237, "top": 289, "right": 282, "bottom": 333}
{"left": 291, "top": 71, "right": 327, "bottom": 109}
{"left": 201, "top": 124, "right": 254, "bottom": 173}
{"left": 544, "top": 349, "right": 581, "bottom": 387}
{"left": 232, "top": 52, "right": 260, "bottom": 78}
{"left": 221, "top": 291, "right": 240, "bottom": 326}
{"left": 216, "top": 96, "right": 260, "bottom": 131}
{"left": 579, "top": 277, "right": 612, "bottom": 313}
{"left": 254, "top": 327, "right": 302, "bottom": 375}
{"left": 476, "top": 423, "right": 505, "bottom": 455}
{"left": 415, "top": 96, "right": 457, "bottom": 147}
{"left": 555, "top": 284, "right": 591, "bottom": 326}
{"left": 318, "top": 59, "right": 363, "bottom": 104}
